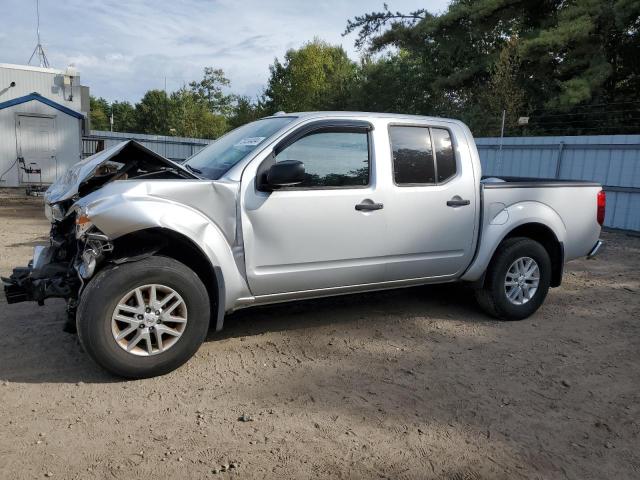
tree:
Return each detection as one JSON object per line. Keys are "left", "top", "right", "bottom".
{"left": 189, "top": 67, "right": 234, "bottom": 116}
{"left": 168, "top": 88, "right": 227, "bottom": 139}
{"left": 110, "top": 101, "right": 137, "bottom": 132}
{"left": 345, "top": 0, "right": 640, "bottom": 135}
{"left": 520, "top": 0, "right": 640, "bottom": 107}
{"left": 227, "top": 95, "right": 265, "bottom": 130}
{"left": 89, "top": 96, "right": 110, "bottom": 131}
{"left": 349, "top": 52, "right": 434, "bottom": 114}
{"left": 474, "top": 38, "right": 527, "bottom": 136}
{"left": 262, "top": 39, "right": 358, "bottom": 113}
{"left": 135, "top": 90, "right": 171, "bottom": 135}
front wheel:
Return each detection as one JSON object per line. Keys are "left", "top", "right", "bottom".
{"left": 475, "top": 237, "right": 551, "bottom": 321}
{"left": 77, "top": 256, "right": 210, "bottom": 378}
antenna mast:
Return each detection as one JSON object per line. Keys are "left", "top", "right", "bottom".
{"left": 28, "top": 0, "right": 50, "bottom": 68}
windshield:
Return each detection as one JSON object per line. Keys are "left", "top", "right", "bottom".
{"left": 184, "top": 117, "right": 295, "bottom": 179}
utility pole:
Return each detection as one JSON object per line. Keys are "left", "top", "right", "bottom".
{"left": 497, "top": 109, "right": 506, "bottom": 173}
{"left": 164, "top": 76, "right": 168, "bottom": 157}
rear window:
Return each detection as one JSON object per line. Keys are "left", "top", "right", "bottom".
{"left": 389, "top": 126, "right": 435, "bottom": 184}
{"left": 432, "top": 128, "right": 456, "bottom": 182}
{"left": 389, "top": 126, "right": 457, "bottom": 185}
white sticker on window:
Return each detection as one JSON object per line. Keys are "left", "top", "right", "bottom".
{"left": 234, "top": 136, "right": 265, "bottom": 147}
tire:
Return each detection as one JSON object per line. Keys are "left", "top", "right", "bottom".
{"left": 475, "top": 237, "right": 551, "bottom": 321}
{"left": 77, "top": 256, "right": 210, "bottom": 379}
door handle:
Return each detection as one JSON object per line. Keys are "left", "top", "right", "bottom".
{"left": 355, "top": 202, "right": 384, "bottom": 211}
{"left": 447, "top": 198, "right": 470, "bottom": 207}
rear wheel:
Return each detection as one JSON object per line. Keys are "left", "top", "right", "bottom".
{"left": 77, "top": 256, "right": 210, "bottom": 378}
{"left": 475, "top": 237, "right": 551, "bottom": 320}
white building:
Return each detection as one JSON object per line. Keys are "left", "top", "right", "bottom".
{"left": 0, "top": 63, "right": 89, "bottom": 187}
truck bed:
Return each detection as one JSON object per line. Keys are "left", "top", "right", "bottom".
{"left": 481, "top": 176, "right": 600, "bottom": 189}
{"left": 479, "top": 176, "right": 602, "bottom": 263}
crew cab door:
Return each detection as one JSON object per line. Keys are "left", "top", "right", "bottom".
{"left": 241, "top": 120, "right": 388, "bottom": 296}
{"left": 381, "top": 123, "right": 478, "bottom": 280}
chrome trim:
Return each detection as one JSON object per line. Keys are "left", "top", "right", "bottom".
{"left": 587, "top": 240, "right": 604, "bottom": 259}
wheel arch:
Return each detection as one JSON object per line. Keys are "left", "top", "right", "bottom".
{"left": 501, "top": 223, "right": 564, "bottom": 287}
{"left": 108, "top": 228, "right": 227, "bottom": 331}
{"left": 462, "top": 201, "right": 567, "bottom": 287}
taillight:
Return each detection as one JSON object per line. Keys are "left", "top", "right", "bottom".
{"left": 597, "top": 190, "right": 606, "bottom": 226}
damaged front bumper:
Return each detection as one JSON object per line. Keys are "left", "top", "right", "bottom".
{"left": 2, "top": 245, "right": 79, "bottom": 305}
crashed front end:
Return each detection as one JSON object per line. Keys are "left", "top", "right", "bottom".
{"left": 2, "top": 205, "right": 113, "bottom": 322}
{"left": 2, "top": 140, "right": 195, "bottom": 328}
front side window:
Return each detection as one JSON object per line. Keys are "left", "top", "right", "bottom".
{"left": 276, "top": 131, "right": 369, "bottom": 188}
{"left": 390, "top": 126, "right": 435, "bottom": 184}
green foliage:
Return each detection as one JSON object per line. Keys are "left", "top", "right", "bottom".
{"left": 89, "top": 96, "right": 136, "bottom": 132}
{"left": 89, "top": 96, "right": 110, "bottom": 131}
{"left": 134, "top": 90, "right": 170, "bottom": 135}
{"left": 168, "top": 88, "right": 228, "bottom": 138}
{"left": 227, "top": 96, "right": 265, "bottom": 130}
{"left": 348, "top": 52, "right": 432, "bottom": 113}
{"left": 88, "top": 0, "right": 639, "bottom": 139}
{"left": 189, "top": 67, "right": 234, "bottom": 115}
{"left": 475, "top": 38, "right": 527, "bottom": 135}
{"left": 262, "top": 39, "right": 358, "bottom": 113}
{"left": 345, "top": 0, "right": 640, "bottom": 135}
{"left": 88, "top": 68, "right": 239, "bottom": 139}
{"left": 110, "top": 101, "right": 137, "bottom": 132}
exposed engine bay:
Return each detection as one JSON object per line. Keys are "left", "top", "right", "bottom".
{"left": 2, "top": 141, "right": 196, "bottom": 331}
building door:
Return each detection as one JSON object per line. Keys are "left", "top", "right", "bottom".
{"left": 17, "top": 115, "right": 57, "bottom": 184}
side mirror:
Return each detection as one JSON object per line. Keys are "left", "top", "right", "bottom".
{"left": 266, "top": 160, "right": 305, "bottom": 188}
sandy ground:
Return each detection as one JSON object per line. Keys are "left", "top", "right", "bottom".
{"left": 0, "top": 194, "right": 639, "bottom": 480}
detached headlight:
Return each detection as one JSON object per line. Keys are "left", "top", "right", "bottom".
{"left": 78, "top": 248, "right": 99, "bottom": 279}
{"left": 44, "top": 203, "right": 65, "bottom": 223}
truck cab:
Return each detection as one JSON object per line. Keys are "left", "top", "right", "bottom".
{"left": 3, "top": 112, "right": 604, "bottom": 378}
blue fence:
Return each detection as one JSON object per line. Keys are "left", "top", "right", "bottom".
{"left": 476, "top": 135, "right": 640, "bottom": 231}
{"left": 83, "top": 130, "right": 213, "bottom": 162}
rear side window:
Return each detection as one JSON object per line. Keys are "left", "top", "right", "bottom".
{"left": 432, "top": 128, "right": 456, "bottom": 182}
{"left": 389, "top": 126, "right": 435, "bottom": 184}
{"left": 389, "top": 125, "right": 457, "bottom": 185}
{"left": 276, "top": 131, "right": 369, "bottom": 188}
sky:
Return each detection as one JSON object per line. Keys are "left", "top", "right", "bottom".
{"left": 1, "top": 0, "right": 450, "bottom": 103}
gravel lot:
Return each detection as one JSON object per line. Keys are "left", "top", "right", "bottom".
{"left": 0, "top": 194, "right": 639, "bottom": 480}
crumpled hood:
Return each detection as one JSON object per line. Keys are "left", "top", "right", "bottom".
{"left": 45, "top": 140, "right": 194, "bottom": 204}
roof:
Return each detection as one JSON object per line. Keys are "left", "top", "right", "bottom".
{"left": 0, "top": 62, "right": 66, "bottom": 75}
{"left": 0, "top": 92, "right": 84, "bottom": 119}
{"left": 266, "top": 110, "right": 463, "bottom": 124}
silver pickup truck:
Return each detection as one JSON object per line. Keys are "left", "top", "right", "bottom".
{"left": 3, "top": 112, "right": 605, "bottom": 378}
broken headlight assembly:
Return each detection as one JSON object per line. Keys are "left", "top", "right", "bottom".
{"left": 73, "top": 207, "right": 113, "bottom": 279}
{"left": 75, "top": 208, "right": 94, "bottom": 239}
{"left": 76, "top": 236, "right": 114, "bottom": 280}
{"left": 44, "top": 203, "right": 65, "bottom": 223}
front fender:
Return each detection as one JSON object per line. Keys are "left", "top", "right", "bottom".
{"left": 74, "top": 180, "right": 251, "bottom": 311}
{"left": 461, "top": 201, "right": 566, "bottom": 282}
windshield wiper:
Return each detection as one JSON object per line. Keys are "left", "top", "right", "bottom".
{"left": 185, "top": 164, "right": 203, "bottom": 175}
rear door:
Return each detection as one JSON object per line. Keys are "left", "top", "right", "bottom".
{"left": 382, "top": 123, "right": 478, "bottom": 281}
{"left": 241, "top": 120, "right": 389, "bottom": 296}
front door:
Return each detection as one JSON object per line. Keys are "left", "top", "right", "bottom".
{"left": 17, "top": 115, "right": 56, "bottom": 183}
{"left": 242, "top": 123, "right": 388, "bottom": 296}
